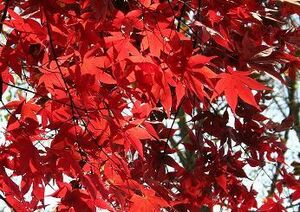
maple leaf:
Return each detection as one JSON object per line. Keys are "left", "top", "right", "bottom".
{"left": 216, "top": 174, "right": 227, "bottom": 192}
{"left": 141, "top": 29, "right": 175, "bottom": 57}
{"left": 81, "top": 55, "right": 116, "bottom": 84}
{"left": 258, "top": 197, "right": 285, "bottom": 212}
{"left": 212, "top": 67, "right": 270, "bottom": 112}
{"left": 207, "top": 10, "right": 224, "bottom": 26}
{"left": 129, "top": 189, "right": 169, "bottom": 211}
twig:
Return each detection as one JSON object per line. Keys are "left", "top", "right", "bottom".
{"left": 0, "top": 0, "right": 9, "bottom": 33}
{"left": 0, "top": 193, "right": 14, "bottom": 211}
{"left": 0, "top": 0, "right": 10, "bottom": 102}
{"left": 0, "top": 1, "right": 17, "bottom": 211}
{"left": 286, "top": 201, "right": 300, "bottom": 209}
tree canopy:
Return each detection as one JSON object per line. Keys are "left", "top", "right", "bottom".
{"left": 0, "top": 0, "right": 299, "bottom": 211}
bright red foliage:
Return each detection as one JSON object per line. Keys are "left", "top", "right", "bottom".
{"left": 0, "top": 0, "right": 299, "bottom": 211}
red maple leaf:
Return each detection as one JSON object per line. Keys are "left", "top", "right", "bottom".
{"left": 212, "top": 67, "right": 270, "bottom": 112}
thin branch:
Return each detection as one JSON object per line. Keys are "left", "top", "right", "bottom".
{"left": 45, "top": 13, "right": 77, "bottom": 121}
{"left": 0, "top": 1, "right": 17, "bottom": 211}
{"left": 2, "top": 81, "right": 100, "bottom": 113}
{"left": 0, "top": 0, "right": 10, "bottom": 102}
{"left": 44, "top": 12, "right": 136, "bottom": 191}
{"left": 286, "top": 202, "right": 300, "bottom": 209}
{"left": 0, "top": 0, "right": 9, "bottom": 33}
{"left": 156, "top": 98, "right": 185, "bottom": 177}
{"left": 0, "top": 193, "right": 14, "bottom": 211}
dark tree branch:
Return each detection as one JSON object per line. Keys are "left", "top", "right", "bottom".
{"left": 0, "top": 193, "right": 14, "bottom": 211}
{"left": 0, "top": 0, "right": 10, "bottom": 102}
{"left": 0, "top": 1, "right": 16, "bottom": 211}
